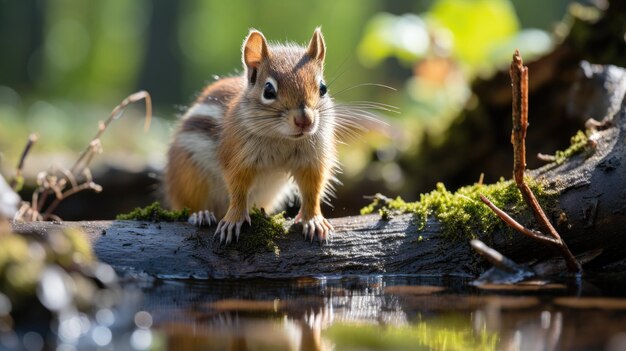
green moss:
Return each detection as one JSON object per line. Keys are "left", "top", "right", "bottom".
{"left": 360, "top": 197, "right": 381, "bottom": 215}
{"left": 379, "top": 207, "right": 391, "bottom": 221}
{"left": 554, "top": 130, "right": 590, "bottom": 164}
{"left": 233, "top": 208, "right": 288, "bottom": 254}
{"left": 116, "top": 201, "right": 189, "bottom": 222}
{"left": 362, "top": 178, "right": 557, "bottom": 241}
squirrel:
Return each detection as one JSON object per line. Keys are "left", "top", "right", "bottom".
{"left": 165, "top": 28, "right": 338, "bottom": 245}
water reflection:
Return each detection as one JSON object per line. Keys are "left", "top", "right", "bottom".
{"left": 138, "top": 276, "right": 626, "bottom": 351}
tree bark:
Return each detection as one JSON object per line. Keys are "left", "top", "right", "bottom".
{"left": 11, "top": 63, "right": 626, "bottom": 279}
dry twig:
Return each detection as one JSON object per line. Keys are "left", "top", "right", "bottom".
{"left": 480, "top": 51, "right": 581, "bottom": 273}
{"left": 13, "top": 91, "right": 152, "bottom": 222}
{"left": 10, "top": 133, "right": 38, "bottom": 191}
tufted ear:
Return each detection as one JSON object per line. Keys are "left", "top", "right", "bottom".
{"left": 306, "top": 27, "right": 326, "bottom": 62}
{"left": 242, "top": 29, "right": 269, "bottom": 84}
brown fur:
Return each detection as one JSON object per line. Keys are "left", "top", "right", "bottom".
{"left": 196, "top": 76, "right": 245, "bottom": 107}
{"left": 165, "top": 143, "right": 211, "bottom": 213}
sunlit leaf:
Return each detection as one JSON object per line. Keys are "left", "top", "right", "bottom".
{"left": 358, "top": 13, "right": 430, "bottom": 67}
{"left": 428, "top": 0, "right": 520, "bottom": 69}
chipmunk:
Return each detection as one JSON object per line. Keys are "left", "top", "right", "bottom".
{"left": 165, "top": 28, "right": 338, "bottom": 245}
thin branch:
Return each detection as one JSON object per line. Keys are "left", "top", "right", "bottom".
{"left": 477, "top": 173, "right": 484, "bottom": 186}
{"left": 510, "top": 50, "right": 528, "bottom": 186}
{"left": 479, "top": 195, "right": 559, "bottom": 246}
{"left": 537, "top": 153, "right": 557, "bottom": 162}
{"left": 58, "top": 167, "right": 78, "bottom": 189}
{"left": 363, "top": 193, "right": 392, "bottom": 203}
{"left": 470, "top": 239, "right": 532, "bottom": 273}
{"left": 10, "top": 134, "right": 38, "bottom": 190}
{"left": 71, "top": 91, "right": 151, "bottom": 174}
{"left": 510, "top": 52, "right": 555, "bottom": 236}
{"left": 481, "top": 50, "right": 581, "bottom": 274}
{"left": 41, "top": 182, "right": 102, "bottom": 220}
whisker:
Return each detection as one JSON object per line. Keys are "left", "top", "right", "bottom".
{"left": 325, "top": 53, "right": 355, "bottom": 88}
{"left": 330, "top": 83, "right": 397, "bottom": 97}
{"left": 318, "top": 103, "right": 399, "bottom": 116}
{"left": 331, "top": 110, "right": 389, "bottom": 124}
{"left": 333, "top": 102, "right": 400, "bottom": 113}
{"left": 248, "top": 115, "right": 281, "bottom": 120}
{"left": 337, "top": 101, "right": 399, "bottom": 110}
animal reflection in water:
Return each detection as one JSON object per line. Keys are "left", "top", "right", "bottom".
{"left": 154, "top": 289, "right": 626, "bottom": 351}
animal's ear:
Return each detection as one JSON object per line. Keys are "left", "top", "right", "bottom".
{"left": 306, "top": 27, "right": 326, "bottom": 62}
{"left": 242, "top": 29, "right": 269, "bottom": 84}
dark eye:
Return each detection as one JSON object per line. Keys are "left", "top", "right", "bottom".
{"left": 319, "top": 81, "right": 327, "bottom": 97}
{"left": 263, "top": 82, "right": 277, "bottom": 100}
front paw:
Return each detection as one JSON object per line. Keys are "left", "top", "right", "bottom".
{"left": 188, "top": 210, "right": 217, "bottom": 227}
{"left": 295, "top": 213, "right": 334, "bottom": 244}
{"left": 215, "top": 210, "right": 252, "bottom": 245}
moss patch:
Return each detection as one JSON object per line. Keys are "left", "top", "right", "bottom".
{"left": 362, "top": 178, "right": 557, "bottom": 241}
{"left": 116, "top": 201, "right": 189, "bottom": 222}
{"left": 554, "top": 130, "right": 591, "bottom": 164}
{"left": 232, "top": 208, "right": 287, "bottom": 254}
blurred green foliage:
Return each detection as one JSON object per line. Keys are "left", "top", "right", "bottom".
{"left": 430, "top": 0, "right": 520, "bottom": 68}
{"left": 359, "top": 0, "right": 525, "bottom": 71}
{"left": 356, "top": 0, "right": 555, "bottom": 156}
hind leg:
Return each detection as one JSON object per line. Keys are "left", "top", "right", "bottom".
{"left": 187, "top": 210, "right": 217, "bottom": 226}
{"left": 165, "top": 143, "right": 223, "bottom": 226}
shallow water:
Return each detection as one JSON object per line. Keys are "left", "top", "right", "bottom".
{"left": 135, "top": 274, "right": 626, "bottom": 351}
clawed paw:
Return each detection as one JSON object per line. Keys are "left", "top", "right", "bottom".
{"left": 214, "top": 212, "right": 252, "bottom": 245}
{"left": 295, "top": 213, "right": 334, "bottom": 244}
{"left": 188, "top": 210, "right": 217, "bottom": 227}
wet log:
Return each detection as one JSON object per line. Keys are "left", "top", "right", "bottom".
{"left": 11, "top": 214, "right": 477, "bottom": 279}
{"left": 10, "top": 63, "right": 626, "bottom": 278}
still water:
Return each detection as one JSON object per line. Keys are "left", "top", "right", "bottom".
{"left": 133, "top": 274, "right": 626, "bottom": 351}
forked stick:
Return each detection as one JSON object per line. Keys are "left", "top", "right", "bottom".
{"left": 480, "top": 50, "right": 581, "bottom": 273}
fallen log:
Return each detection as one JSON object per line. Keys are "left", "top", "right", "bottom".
{"left": 11, "top": 62, "right": 626, "bottom": 279}
{"left": 11, "top": 214, "right": 477, "bottom": 279}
